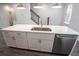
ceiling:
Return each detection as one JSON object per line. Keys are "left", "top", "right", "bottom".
{"left": 31, "top": 3, "right": 68, "bottom": 6}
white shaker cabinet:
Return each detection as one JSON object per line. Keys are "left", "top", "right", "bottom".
{"left": 41, "top": 39, "right": 54, "bottom": 52}
{"left": 15, "top": 32, "right": 28, "bottom": 49}
{"left": 28, "top": 38, "right": 41, "bottom": 51}
{"left": 27, "top": 33, "right": 55, "bottom": 52}
{"left": 3, "top": 31, "right": 55, "bottom": 52}
{"left": 2, "top": 31, "right": 28, "bottom": 49}
{"left": 2, "top": 31, "right": 16, "bottom": 47}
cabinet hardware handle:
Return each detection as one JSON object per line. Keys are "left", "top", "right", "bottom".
{"left": 38, "top": 40, "right": 41, "bottom": 43}
{"left": 12, "top": 37, "right": 15, "bottom": 40}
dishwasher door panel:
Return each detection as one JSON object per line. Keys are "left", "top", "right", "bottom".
{"left": 52, "top": 34, "right": 77, "bottom": 55}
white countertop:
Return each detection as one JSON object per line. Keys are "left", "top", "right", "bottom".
{"left": 1, "top": 24, "right": 79, "bottom": 35}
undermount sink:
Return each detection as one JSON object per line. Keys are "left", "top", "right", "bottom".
{"left": 31, "top": 27, "right": 52, "bottom": 31}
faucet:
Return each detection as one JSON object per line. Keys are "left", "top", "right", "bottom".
{"left": 41, "top": 19, "right": 43, "bottom": 28}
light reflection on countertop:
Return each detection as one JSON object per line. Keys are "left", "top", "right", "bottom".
{"left": 1, "top": 24, "right": 79, "bottom": 35}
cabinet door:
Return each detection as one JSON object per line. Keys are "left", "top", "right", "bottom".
{"left": 41, "top": 39, "right": 54, "bottom": 52}
{"left": 14, "top": 32, "right": 28, "bottom": 49}
{"left": 2, "top": 31, "right": 16, "bottom": 47}
{"left": 28, "top": 39, "right": 41, "bottom": 51}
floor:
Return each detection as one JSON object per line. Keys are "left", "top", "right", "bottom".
{"left": 0, "top": 30, "right": 79, "bottom": 56}
{"left": 71, "top": 42, "right": 79, "bottom": 56}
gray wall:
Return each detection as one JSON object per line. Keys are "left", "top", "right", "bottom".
{"left": 65, "top": 4, "right": 79, "bottom": 32}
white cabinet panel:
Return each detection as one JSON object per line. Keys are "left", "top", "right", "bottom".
{"left": 2, "top": 31, "right": 28, "bottom": 49}
{"left": 14, "top": 32, "right": 28, "bottom": 49}
{"left": 27, "top": 33, "right": 55, "bottom": 52}
{"left": 28, "top": 38, "right": 41, "bottom": 51}
{"left": 41, "top": 39, "right": 54, "bottom": 52}
{"left": 2, "top": 31, "right": 16, "bottom": 47}
{"left": 3, "top": 31, "right": 55, "bottom": 52}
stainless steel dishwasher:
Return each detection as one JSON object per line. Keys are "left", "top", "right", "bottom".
{"left": 52, "top": 34, "right": 77, "bottom": 55}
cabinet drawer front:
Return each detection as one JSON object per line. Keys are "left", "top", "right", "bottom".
{"left": 27, "top": 33, "right": 55, "bottom": 40}
{"left": 4, "top": 31, "right": 15, "bottom": 37}
{"left": 14, "top": 32, "right": 26, "bottom": 37}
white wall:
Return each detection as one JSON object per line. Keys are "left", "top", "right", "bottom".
{"left": 31, "top": 4, "right": 66, "bottom": 25}
{"left": 65, "top": 4, "right": 79, "bottom": 32}
{"left": 0, "top": 4, "right": 10, "bottom": 28}
{"left": 14, "top": 3, "right": 36, "bottom": 25}
{"left": 0, "top": 3, "right": 36, "bottom": 28}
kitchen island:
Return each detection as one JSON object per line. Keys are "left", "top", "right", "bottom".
{"left": 1, "top": 24, "right": 79, "bottom": 55}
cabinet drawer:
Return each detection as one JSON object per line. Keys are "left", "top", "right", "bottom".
{"left": 5, "top": 31, "right": 15, "bottom": 37}
{"left": 3, "top": 31, "right": 15, "bottom": 39}
{"left": 15, "top": 32, "right": 26, "bottom": 37}
{"left": 27, "top": 33, "right": 55, "bottom": 40}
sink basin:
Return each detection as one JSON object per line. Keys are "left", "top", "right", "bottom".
{"left": 31, "top": 27, "right": 52, "bottom": 31}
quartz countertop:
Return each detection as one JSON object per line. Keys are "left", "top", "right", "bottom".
{"left": 1, "top": 24, "right": 79, "bottom": 35}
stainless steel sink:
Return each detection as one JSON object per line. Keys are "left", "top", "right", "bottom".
{"left": 31, "top": 27, "right": 52, "bottom": 31}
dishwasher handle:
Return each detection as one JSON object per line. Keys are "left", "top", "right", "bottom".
{"left": 56, "top": 35, "right": 76, "bottom": 39}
